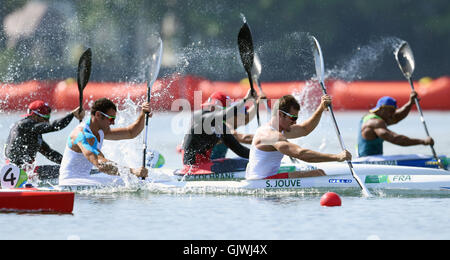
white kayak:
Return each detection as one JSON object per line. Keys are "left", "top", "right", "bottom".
{"left": 160, "top": 161, "right": 450, "bottom": 192}
{"left": 4, "top": 160, "right": 449, "bottom": 193}
{"left": 55, "top": 161, "right": 450, "bottom": 193}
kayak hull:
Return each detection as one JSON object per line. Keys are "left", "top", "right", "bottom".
{"left": 353, "top": 154, "right": 448, "bottom": 169}
{"left": 18, "top": 154, "right": 449, "bottom": 182}
{"left": 169, "top": 162, "right": 450, "bottom": 191}
{"left": 54, "top": 162, "right": 450, "bottom": 193}
{"left": 177, "top": 174, "right": 450, "bottom": 191}
{"left": 0, "top": 188, "right": 74, "bottom": 213}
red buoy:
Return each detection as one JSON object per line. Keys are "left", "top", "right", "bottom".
{"left": 320, "top": 192, "right": 342, "bottom": 207}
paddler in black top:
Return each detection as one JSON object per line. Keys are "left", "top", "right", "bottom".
{"left": 4, "top": 100, "right": 84, "bottom": 174}
{"left": 180, "top": 89, "right": 258, "bottom": 174}
{"left": 211, "top": 98, "right": 263, "bottom": 160}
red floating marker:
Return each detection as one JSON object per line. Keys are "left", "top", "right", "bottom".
{"left": 320, "top": 192, "right": 342, "bottom": 207}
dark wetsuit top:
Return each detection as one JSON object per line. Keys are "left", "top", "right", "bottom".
{"left": 5, "top": 113, "right": 74, "bottom": 167}
{"left": 211, "top": 142, "right": 228, "bottom": 159}
{"left": 182, "top": 100, "right": 250, "bottom": 166}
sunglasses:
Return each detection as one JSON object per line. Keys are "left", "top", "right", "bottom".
{"left": 32, "top": 110, "right": 51, "bottom": 120}
{"left": 99, "top": 111, "right": 116, "bottom": 123}
{"left": 280, "top": 110, "right": 298, "bottom": 121}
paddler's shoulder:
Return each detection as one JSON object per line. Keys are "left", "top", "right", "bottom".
{"left": 362, "top": 113, "right": 384, "bottom": 123}
{"left": 362, "top": 113, "right": 387, "bottom": 128}
{"left": 17, "top": 117, "right": 36, "bottom": 127}
{"left": 254, "top": 124, "right": 285, "bottom": 141}
{"left": 71, "top": 124, "right": 85, "bottom": 134}
{"left": 254, "top": 124, "right": 274, "bottom": 134}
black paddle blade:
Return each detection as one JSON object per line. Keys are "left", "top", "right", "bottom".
{"left": 238, "top": 23, "right": 254, "bottom": 75}
{"left": 395, "top": 42, "right": 415, "bottom": 79}
{"left": 238, "top": 22, "right": 259, "bottom": 126}
{"left": 77, "top": 48, "right": 92, "bottom": 93}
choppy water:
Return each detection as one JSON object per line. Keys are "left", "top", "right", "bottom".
{"left": 1, "top": 110, "right": 449, "bottom": 240}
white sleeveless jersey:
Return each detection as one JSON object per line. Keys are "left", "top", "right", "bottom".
{"left": 245, "top": 126, "right": 285, "bottom": 180}
{"left": 58, "top": 119, "right": 121, "bottom": 186}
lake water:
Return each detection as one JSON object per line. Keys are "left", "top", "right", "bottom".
{"left": 1, "top": 109, "right": 449, "bottom": 240}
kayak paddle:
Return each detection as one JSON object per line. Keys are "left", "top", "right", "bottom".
{"left": 142, "top": 38, "right": 163, "bottom": 172}
{"left": 394, "top": 41, "right": 444, "bottom": 169}
{"left": 238, "top": 22, "right": 260, "bottom": 126}
{"left": 311, "top": 36, "right": 372, "bottom": 197}
{"left": 77, "top": 48, "right": 92, "bottom": 123}
{"left": 252, "top": 53, "right": 271, "bottom": 114}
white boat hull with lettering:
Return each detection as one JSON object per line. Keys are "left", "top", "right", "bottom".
{"left": 49, "top": 162, "right": 450, "bottom": 193}
{"left": 161, "top": 162, "right": 450, "bottom": 191}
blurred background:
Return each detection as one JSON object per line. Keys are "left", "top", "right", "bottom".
{"left": 0, "top": 0, "right": 449, "bottom": 84}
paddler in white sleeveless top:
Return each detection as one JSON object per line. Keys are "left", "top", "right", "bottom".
{"left": 59, "top": 98, "right": 149, "bottom": 186}
{"left": 246, "top": 94, "right": 352, "bottom": 180}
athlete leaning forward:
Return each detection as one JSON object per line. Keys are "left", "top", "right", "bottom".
{"left": 246, "top": 94, "right": 352, "bottom": 180}
{"left": 178, "top": 89, "right": 263, "bottom": 175}
{"left": 58, "top": 98, "right": 150, "bottom": 187}
{"left": 4, "top": 100, "right": 84, "bottom": 180}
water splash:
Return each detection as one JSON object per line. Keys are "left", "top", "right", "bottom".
{"left": 256, "top": 32, "right": 315, "bottom": 81}
{"left": 328, "top": 37, "right": 404, "bottom": 81}
{"left": 240, "top": 13, "right": 247, "bottom": 24}
{"left": 172, "top": 41, "right": 241, "bottom": 78}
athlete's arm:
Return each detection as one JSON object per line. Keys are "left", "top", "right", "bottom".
{"left": 32, "top": 113, "right": 74, "bottom": 134}
{"left": 76, "top": 138, "right": 147, "bottom": 177}
{"left": 32, "top": 107, "right": 84, "bottom": 134}
{"left": 222, "top": 133, "right": 250, "bottom": 159}
{"left": 39, "top": 141, "right": 63, "bottom": 164}
{"left": 373, "top": 126, "right": 431, "bottom": 146}
{"left": 284, "top": 95, "right": 330, "bottom": 139}
{"left": 104, "top": 102, "right": 151, "bottom": 140}
{"left": 232, "top": 131, "right": 254, "bottom": 144}
{"left": 273, "top": 140, "right": 351, "bottom": 162}
{"left": 217, "top": 89, "right": 255, "bottom": 123}
{"left": 391, "top": 91, "right": 417, "bottom": 125}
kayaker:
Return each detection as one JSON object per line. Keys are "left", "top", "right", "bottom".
{"left": 180, "top": 89, "right": 259, "bottom": 174}
{"left": 211, "top": 92, "right": 264, "bottom": 160}
{"left": 357, "top": 92, "right": 434, "bottom": 157}
{"left": 246, "top": 94, "right": 352, "bottom": 180}
{"left": 4, "top": 100, "right": 84, "bottom": 174}
{"left": 58, "top": 98, "right": 149, "bottom": 186}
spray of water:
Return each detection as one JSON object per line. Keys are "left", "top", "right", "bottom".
{"left": 288, "top": 36, "right": 407, "bottom": 152}
{"left": 240, "top": 13, "right": 247, "bottom": 24}
{"left": 0, "top": 2, "right": 414, "bottom": 194}
{"left": 328, "top": 37, "right": 404, "bottom": 81}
